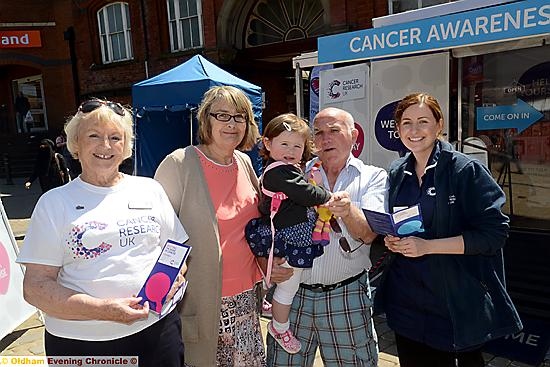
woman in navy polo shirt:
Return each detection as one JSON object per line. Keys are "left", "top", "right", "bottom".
{"left": 374, "top": 93, "right": 522, "bottom": 367}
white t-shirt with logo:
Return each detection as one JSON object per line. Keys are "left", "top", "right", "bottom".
{"left": 17, "top": 175, "right": 188, "bottom": 341}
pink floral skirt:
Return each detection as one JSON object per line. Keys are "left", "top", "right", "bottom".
{"left": 217, "top": 288, "right": 266, "bottom": 367}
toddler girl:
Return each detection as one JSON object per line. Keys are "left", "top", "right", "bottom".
{"left": 246, "top": 113, "right": 332, "bottom": 354}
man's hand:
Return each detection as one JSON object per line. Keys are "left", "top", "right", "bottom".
{"left": 326, "top": 191, "right": 352, "bottom": 218}
{"left": 328, "top": 191, "right": 377, "bottom": 244}
{"left": 256, "top": 257, "right": 293, "bottom": 283}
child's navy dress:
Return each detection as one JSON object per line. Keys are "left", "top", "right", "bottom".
{"left": 245, "top": 161, "right": 331, "bottom": 268}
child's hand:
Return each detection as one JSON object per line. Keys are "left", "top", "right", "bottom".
{"left": 327, "top": 191, "right": 352, "bottom": 218}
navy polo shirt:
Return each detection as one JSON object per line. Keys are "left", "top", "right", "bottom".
{"left": 384, "top": 141, "right": 456, "bottom": 351}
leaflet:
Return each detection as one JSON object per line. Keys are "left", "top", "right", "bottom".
{"left": 137, "top": 239, "right": 191, "bottom": 317}
{"left": 363, "top": 204, "right": 425, "bottom": 237}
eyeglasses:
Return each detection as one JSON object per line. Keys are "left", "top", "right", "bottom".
{"left": 329, "top": 216, "right": 365, "bottom": 254}
{"left": 209, "top": 112, "right": 247, "bottom": 124}
{"left": 78, "top": 100, "right": 125, "bottom": 116}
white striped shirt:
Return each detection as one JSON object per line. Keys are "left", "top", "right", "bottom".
{"left": 302, "top": 155, "right": 388, "bottom": 285}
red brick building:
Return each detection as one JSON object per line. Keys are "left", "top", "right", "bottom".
{"left": 0, "top": 0, "right": 75, "bottom": 136}
{"left": 0, "top": 0, "right": 389, "bottom": 138}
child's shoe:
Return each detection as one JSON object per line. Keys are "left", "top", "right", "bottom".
{"left": 261, "top": 298, "right": 272, "bottom": 318}
{"left": 267, "top": 321, "right": 301, "bottom": 354}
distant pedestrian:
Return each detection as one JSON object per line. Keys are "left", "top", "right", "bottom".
{"left": 0, "top": 104, "right": 8, "bottom": 133}
{"left": 25, "top": 139, "right": 69, "bottom": 193}
{"left": 56, "top": 131, "right": 79, "bottom": 179}
{"left": 55, "top": 132, "right": 66, "bottom": 153}
{"left": 15, "top": 92, "right": 31, "bottom": 133}
{"left": 504, "top": 128, "right": 523, "bottom": 174}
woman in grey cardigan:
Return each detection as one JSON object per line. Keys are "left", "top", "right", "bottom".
{"left": 155, "top": 86, "right": 266, "bottom": 367}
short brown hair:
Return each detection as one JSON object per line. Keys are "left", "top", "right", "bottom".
{"left": 394, "top": 92, "right": 444, "bottom": 125}
{"left": 196, "top": 86, "right": 260, "bottom": 150}
{"left": 260, "top": 113, "right": 314, "bottom": 164}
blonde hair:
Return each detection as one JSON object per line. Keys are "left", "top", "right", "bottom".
{"left": 65, "top": 100, "right": 134, "bottom": 160}
{"left": 196, "top": 86, "right": 260, "bottom": 150}
{"left": 260, "top": 113, "right": 314, "bottom": 164}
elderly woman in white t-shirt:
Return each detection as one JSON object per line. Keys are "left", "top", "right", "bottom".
{"left": 17, "top": 99, "right": 188, "bottom": 367}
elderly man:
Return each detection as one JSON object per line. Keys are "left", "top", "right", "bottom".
{"left": 266, "top": 107, "right": 388, "bottom": 366}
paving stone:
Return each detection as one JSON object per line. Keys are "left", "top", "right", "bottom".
{"left": 375, "top": 322, "right": 392, "bottom": 335}
{"left": 510, "top": 361, "right": 538, "bottom": 367}
{"left": 488, "top": 356, "right": 513, "bottom": 367}
{"left": 28, "top": 343, "right": 45, "bottom": 356}
{"left": 379, "top": 351, "right": 400, "bottom": 364}
{"left": 378, "top": 337, "right": 395, "bottom": 351}
{"left": 384, "top": 343, "right": 398, "bottom": 356}
{"left": 13, "top": 313, "right": 42, "bottom": 331}
{"left": 379, "top": 331, "right": 396, "bottom": 342}
{"left": 378, "top": 356, "right": 400, "bottom": 367}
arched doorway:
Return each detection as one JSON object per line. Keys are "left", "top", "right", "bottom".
{"left": 244, "top": 0, "right": 326, "bottom": 47}
{"left": 218, "top": 0, "right": 329, "bottom": 122}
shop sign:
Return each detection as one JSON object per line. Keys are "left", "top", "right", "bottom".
{"left": 476, "top": 99, "right": 543, "bottom": 133}
{"left": 352, "top": 123, "right": 364, "bottom": 158}
{"left": 318, "top": 0, "right": 550, "bottom": 63}
{"left": 319, "top": 63, "right": 369, "bottom": 161}
{"left": 321, "top": 72, "right": 366, "bottom": 103}
{"left": 0, "top": 30, "right": 41, "bottom": 48}
{"left": 374, "top": 100, "right": 407, "bottom": 154}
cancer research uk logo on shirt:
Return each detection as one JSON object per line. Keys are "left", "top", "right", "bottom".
{"left": 68, "top": 216, "right": 161, "bottom": 260}
{"left": 68, "top": 221, "right": 113, "bottom": 259}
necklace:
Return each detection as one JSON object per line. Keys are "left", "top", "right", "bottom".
{"left": 199, "top": 145, "right": 233, "bottom": 165}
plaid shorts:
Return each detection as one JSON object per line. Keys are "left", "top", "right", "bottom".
{"left": 267, "top": 272, "right": 378, "bottom": 366}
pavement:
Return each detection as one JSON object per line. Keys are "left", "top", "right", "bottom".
{"left": 0, "top": 177, "right": 548, "bottom": 366}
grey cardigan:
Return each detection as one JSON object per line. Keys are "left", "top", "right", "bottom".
{"left": 155, "top": 146, "right": 260, "bottom": 367}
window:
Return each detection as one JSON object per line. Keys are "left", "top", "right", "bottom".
{"left": 167, "top": 0, "right": 203, "bottom": 52}
{"left": 245, "top": 0, "right": 326, "bottom": 47}
{"left": 389, "top": 0, "right": 453, "bottom": 14}
{"left": 97, "top": 2, "right": 133, "bottom": 63}
{"left": 460, "top": 45, "right": 550, "bottom": 229}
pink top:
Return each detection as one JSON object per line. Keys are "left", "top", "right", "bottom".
{"left": 196, "top": 147, "right": 262, "bottom": 297}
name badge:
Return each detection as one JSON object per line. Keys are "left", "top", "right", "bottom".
{"left": 128, "top": 200, "right": 153, "bottom": 209}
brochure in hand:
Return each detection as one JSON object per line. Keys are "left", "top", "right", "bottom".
{"left": 363, "top": 204, "right": 425, "bottom": 237}
{"left": 137, "top": 239, "right": 191, "bottom": 317}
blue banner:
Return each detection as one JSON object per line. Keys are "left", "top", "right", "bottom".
{"left": 318, "top": 0, "right": 550, "bottom": 63}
